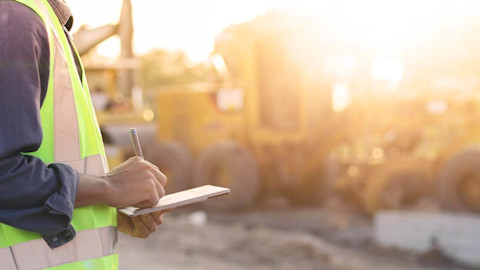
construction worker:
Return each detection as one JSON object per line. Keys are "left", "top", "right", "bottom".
{"left": 0, "top": 0, "right": 167, "bottom": 269}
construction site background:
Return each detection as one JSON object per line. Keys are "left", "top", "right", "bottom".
{"left": 72, "top": 0, "right": 480, "bottom": 268}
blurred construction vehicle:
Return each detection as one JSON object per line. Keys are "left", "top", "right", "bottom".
{"left": 75, "top": 4, "right": 480, "bottom": 214}
{"left": 150, "top": 11, "right": 480, "bottom": 214}
{"left": 73, "top": 0, "right": 155, "bottom": 169}
{"left": 334, "top": 89, "right": 480, "bottom": 215}
{"left": 149, "top": 13, "right": 342, "bottom": 210}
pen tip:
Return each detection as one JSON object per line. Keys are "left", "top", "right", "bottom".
{"left": 130, "top": 128, "right": 136, "bottom": 134}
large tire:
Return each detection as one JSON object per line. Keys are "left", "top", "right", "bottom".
{"left": 363, "top": 170, "right": 426, "bottom": 216}
{"left": 144, "top": 141, "right": 193, "bottom": 193}
{"left": 438, "top": 147, "right": 480, "bottom": 213}
{"left": 192, "top": 141, "right": 260, "bottom": 210}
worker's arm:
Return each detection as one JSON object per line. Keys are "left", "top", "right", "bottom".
{"left": 0, "top": 1, "right": 82, "bottom": 249}
{"left": 0, "top": 1, "right": 165, "bottom": 247}
{"left": 0, "top": 1, "right": 167, "bottom": 248}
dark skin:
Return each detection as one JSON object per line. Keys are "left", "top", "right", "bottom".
{"left": 75, "top": 156, "right": 169, "bottom": 238}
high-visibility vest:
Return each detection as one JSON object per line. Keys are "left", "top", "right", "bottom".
{"left": 0, "top": 0, "right": 118, "bottom": 269}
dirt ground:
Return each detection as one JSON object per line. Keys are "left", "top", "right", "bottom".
{"left": 118, "top": 199, "right": 475, "bottom": 270}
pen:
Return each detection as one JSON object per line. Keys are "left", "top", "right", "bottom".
{"left": 129, "top": 128, "right": 144, "bottom": 158}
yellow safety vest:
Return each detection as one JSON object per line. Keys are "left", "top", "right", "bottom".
{"left": 0, "top": 0, "right": 118, "bottom": 269}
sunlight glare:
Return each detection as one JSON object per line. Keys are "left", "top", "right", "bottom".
{"left": 68, "top": 0, "right": 480, "bottom": 61}
{"left": 332, "top": 83, "right": 352, "bottom": 112}
{"left": 372, "top": 58, "right": 404, "bottom": 83}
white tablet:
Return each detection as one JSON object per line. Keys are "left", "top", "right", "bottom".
{"left": 119, "top": 185, "right": 230, "bottom": 216}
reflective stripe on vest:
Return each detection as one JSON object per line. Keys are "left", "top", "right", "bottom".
{"left": 0, "top": 0, "right": 118, "bottom": 269}
{"left": 0, "top": 226, "right": 117, "bottom": 270}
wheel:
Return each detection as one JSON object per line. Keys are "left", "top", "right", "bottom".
{"left": 192, "top": 141, "right": 260, "bottom": 210}
{"left": 144, "top": 141, "right": 193, "bottom": 193}
{"left": 438, "top": 147, "right": 480, "bottom": 213}
{"left": 363, "top": 169, "right": 426, "bottom": 216}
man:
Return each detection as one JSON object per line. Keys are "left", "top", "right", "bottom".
{"left": 0, "top": 0, "right": 167, "bottom": 269}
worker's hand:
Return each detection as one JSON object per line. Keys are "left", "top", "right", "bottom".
{"left": 103, "top": 156, "right": 167, "bottom": 209}
{"left": 117, "top": 209, "right": 171, "bottom": 238}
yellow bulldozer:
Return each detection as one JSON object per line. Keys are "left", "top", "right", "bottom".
{"left": 146, "top": 10, "right": 480, "bottom": 214}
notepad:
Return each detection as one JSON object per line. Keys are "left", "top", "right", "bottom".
{"left": 119, "top": 185, "right": 230, "bottom": 216}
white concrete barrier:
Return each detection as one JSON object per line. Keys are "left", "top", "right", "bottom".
{"left": 374, "top": 211, "right": 480, "bottom": 267}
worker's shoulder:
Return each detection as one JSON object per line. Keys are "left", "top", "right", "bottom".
{"left": 0, "top": 0, "right": 46, "bottom": 33}
{"left": 0, "top": 0, "right": 48, "bottom": 44}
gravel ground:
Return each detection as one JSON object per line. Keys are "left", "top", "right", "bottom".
{"left": 119, "top": 212, "right": 335, "bottom": 270}
{"left": 118, "top": 201, "right": 474, "bottom": 270}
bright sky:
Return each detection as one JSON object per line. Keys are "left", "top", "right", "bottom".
{"left": 69, "top": 0, "right": 298, "bottom": 61}
{"left": 68, "top": 0, "right": 480, "bottom": 62}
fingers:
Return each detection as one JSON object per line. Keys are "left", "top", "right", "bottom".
{"left": 151, "top": 168, "right": 168, "bottom": 187}
{"left": 106, "top": 156, "right": 167, "bottom": 209}
{"left": 131, "top": 216, "right": 151, "bottom": 238}
{"left": 116, "top": 212, "right": 134, "bottom": 235}
{"left": 152, "top": 212, "right": 163, "bottom": 224}
{"left": 152, "top": 208, "right": 174, "bottom": 224}
{"left": 135, "top": 169, "right": 164, "bottom": 208}
{"left": 140, "top": 214, "right": 157, "bottom": 233}
{"left": 138, "top": 159, "right": 167, "bottom": 201}
{"left": 130, "top": 156, "right": 159, "bottom": 170}
{"left": 152, "top": 174, "right": 165, "bottom": 199}
{"left": 132, "top": 171, "right": 160, "bottom": 208}
{"left": 136, "top": 170, "right": 164, "bottom": 208}
{"left": 143, "top": 160, "right": 160, "bottom": 173}
{"left": 132, "top": 200, "right": 156, "bottom": 209}
{"left": 131, "top": 214, "right": 162, "bottom": 238}
{"left": 142, "top": 160, "right": 167, "bottom": 187}
{"left": 117, "top": 210, "right": 169, "bottom": 239}
{"left": 131, "top": 184, "right": 163, "bottom": 209}
{"left": 135, "top": 157, "right": 167, "bottom": 187}
{"left": 132, "top": 156, "right": 168, "bottom": 188}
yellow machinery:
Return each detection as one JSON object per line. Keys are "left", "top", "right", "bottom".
{"left": 149, "top": 13, "right": 347, "bottom": 209}
{"left": 149, "top": 11, "right": 480, "bottom": 213}
{"left": 74, "top": 0, "right": 161, "bottom": 172}
{"left": 334, "top": 91, "right": 480, "bottom": 214}
{"left": 71, "top": 0, "right": 480, "bottom": 214}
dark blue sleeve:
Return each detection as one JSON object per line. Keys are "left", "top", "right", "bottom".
{"left": 0, "top": 1, "right": 79, "bottom": 248}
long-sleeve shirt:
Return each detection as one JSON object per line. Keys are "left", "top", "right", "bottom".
{"left": 0, "top": 0, "right": 79, "bottom": 248}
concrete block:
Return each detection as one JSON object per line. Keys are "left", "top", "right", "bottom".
{"left": 374, "top": 211, "right": 480, "bottom": 267}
